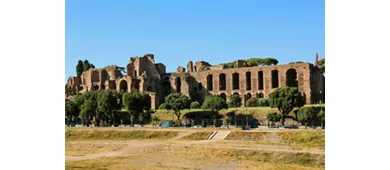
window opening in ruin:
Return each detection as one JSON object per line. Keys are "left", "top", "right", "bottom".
{"left": 119, "top": 80, "right": 128, "bottom": 92}
{"left": 219, "top": 73, "right": 226, "bottom": 90}
{"left": 219, "top": 93, "right": 227, "bottom": 101}
{"left": 257, "top": 93, "right": 264, "bottom": 98}
{"left": 271, "top": 70, "right": 279, "bottom": 88}
{"left": 246, "top": 93, "right": 251, "bottom": 99}
{"left": 207, "top": 74, "right": 213, "bottom": 90}
{"left": 175, "top": 77, "right": 181, "bottom": 93}
{"left": 232, "top": 73, "right": 239, "bottom": 90}
{"left": 258, "top": 71, "right": 264, "bottom": 90}
{"left": 147, "top": 86, "right": 152, "bottom": 91}
{"left": 134, "top": 70, "right": 137, "bottom": 77}
{"left": 286, "top": 69, "right": 298, "bottom": 87}
{"left": 93, "top": 85, "right": 99, "bottom": 91}
{"left": 101, "top": 85, "right": 105, "bottom": 90}
{"left": 246, "top": 72, "right": 251, "bottom": 90}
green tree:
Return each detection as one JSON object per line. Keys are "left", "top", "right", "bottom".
{"left": 256, "top": 98, "right": 270, "bottom": 107}
{"left": 201, "top": 95, "right": 228, "bottom": 126}
{"left": 317, "top": 109, "right": 325, "bottom": 129}
{"left": 122, "top": 90, "right": 144, "bottom": 127}
{"left": 318, "top": 58, "right": 325, "bottom": 74}
{"left": 227, "top": 94, "right": 242, "bottom": 108}
{"left": 76, "top": 60, "right": 84, "bottom": 77}
{"left": 83, "top": 60, "right": 91, "bottom": 71}
{"left": 190, "top": 101, "right": 201, "bottom": 109}
{"left": 297, "top": 107, "right": 317, "bottom": 129}
{"left": 79, "top": 92, "right": 97, "bottom": 126}
{"left": 97, "top": 91, "right": 118, "bottom": 126}
{"left": 158, "top": 103, "right": 168, "bottom": 110}
{"left": 247, "top": 58, "right": 264, "bottom": 67}
{"left": 165, "top": 93, "right": 191, "bottom": 126}
{"left": 151, "top": 115, "right": 161, "bottom": 127}
{"left": 269, "top": 87, "right": 305, "bottom": 126}
{"left": 267, "top": 112, "right": 282, "bottom": 127}
{"left": 65, "top": 100, "right": 79, "bottom": 126}
{"left": 139, "top": 93, "right": 152, "bottom": 125}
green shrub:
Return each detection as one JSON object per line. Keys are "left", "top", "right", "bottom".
{"left": 256, "top": 98, "right": 270, "bottom": 107}
{"left": 190, "top": 101, "right": 201, "bottom": 109}
{"left": 158, "top": 103, "right": 168, "bottom": 110}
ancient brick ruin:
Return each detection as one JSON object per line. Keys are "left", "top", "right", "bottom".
{"left": 65, "top": 54, "right": 325, "bottom": 109}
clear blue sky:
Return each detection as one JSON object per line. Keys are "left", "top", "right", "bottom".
{"left": 65, "top": 0, "right": 324, "bottom": 82}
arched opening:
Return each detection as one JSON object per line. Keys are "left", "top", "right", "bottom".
{"left": 134, "top": 70, "right": 137, "bottom": 77}
{"left": 119, "top": 80, "right": 128, "bottom": 92}
{"left": 258, "top": 71, "right": 264, "bottom": 90}
{"left": 100, "top": 69, "right": 109, "bottom": 83}
{"left": 175, "top": 77, "right": 181, "bottom": 93}
{"left": 219, "top": 73, "right": 226, "bottom": 90}
{"left": 219, "top": 93, "right": 227, "bottom": 101}
{"left": 286, "top": 69, "right": 298, "bottom": 87}
{"left": 134, "top": 82, "right": 140, "bottom": 90}
{"left": 101, "top": 84, "right": 106, "bottom": 90}
{"left": 271, "top": 70, "right": 279, "bottom": 88}
{"left": 256, "top": 93, "right": 264, "bottom": 98}
{"left": 147, "top": 86, "right": 152, "bottom": 91}
{"left": 232, "top": 73, "right": 239, "bottom": 90}
{"left": 93, "top": 85, "right": 99, "bottom": 91}
{"left": 207, "top": 74, "right": 213, "bottom": 90}
{"left": 246, "top": 93, "right": 251, "bottom": 100}
{"left": 93, "top": 71, "right": 100, "bottom": 82}
{"left": 246, "top": 72, "right": 251, "bottom": 90}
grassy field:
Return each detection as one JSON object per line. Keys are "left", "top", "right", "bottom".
{"left": 65, "top": 128, "right": 325, "bottom": 170}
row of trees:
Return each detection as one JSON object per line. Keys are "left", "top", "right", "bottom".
{"left": 267, "top": 106, "right": 325, "bottom": 129}
{"left": 65, "top": 89, "right": 152, "bottom": 127}
{"left": 159, "top": 87, "right": 313, "bottom": 127}
{"left": 76, "top": 60, "right": 96, "bottom": 77}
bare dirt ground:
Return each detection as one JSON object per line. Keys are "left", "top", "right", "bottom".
{"left": 65, "top": 129, "right": 324, "bottom": 170}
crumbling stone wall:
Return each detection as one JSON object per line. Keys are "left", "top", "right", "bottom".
{"left": 66, "top": 54, "right": 323, "bottom": 109}
{"left": 170, "top": 63, "right": 315, "bottom": 105}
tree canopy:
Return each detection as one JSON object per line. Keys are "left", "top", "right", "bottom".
{"left": 164, "top": 93, "right": 191, "bottom": 126}
{"left": 227, "top": 94, "right": 242, "bottom": 108}
{"left": 269, "top": 87, "right": 305, "bottom": 125}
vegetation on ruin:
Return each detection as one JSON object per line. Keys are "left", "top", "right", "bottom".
{"left": 289, "top": 61, "right": 305, "bottom": 64}
{"left": 76, "top": 59, "right": 95, "bottom": 76}
{"left": 219, "top": 57, "right": 279, "bottom": 68}
{"left": 269, "top": 87, "right": 305, "bottom": 126}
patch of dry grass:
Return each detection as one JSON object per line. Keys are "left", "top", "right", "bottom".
{"left": 277, "top": 130, "right": 325, "bottom": 150}
{"left": 65, "top": 129, "right": 178, "bottom": 141}
{"left": 225, "top": 131, "right": 269, "bottom": 140}
{"left": 179, "top": 131, "right": 214, "bottom": 140}
{"left": 65, "top": 142, "right": 126, "bottom": 156}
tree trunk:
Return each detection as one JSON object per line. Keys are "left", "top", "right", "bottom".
{"left": 281, "top": 115, "right": 285, "bottom": 126}
{"left": 176, "top": 113, "right": 181, "bottom": 126}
